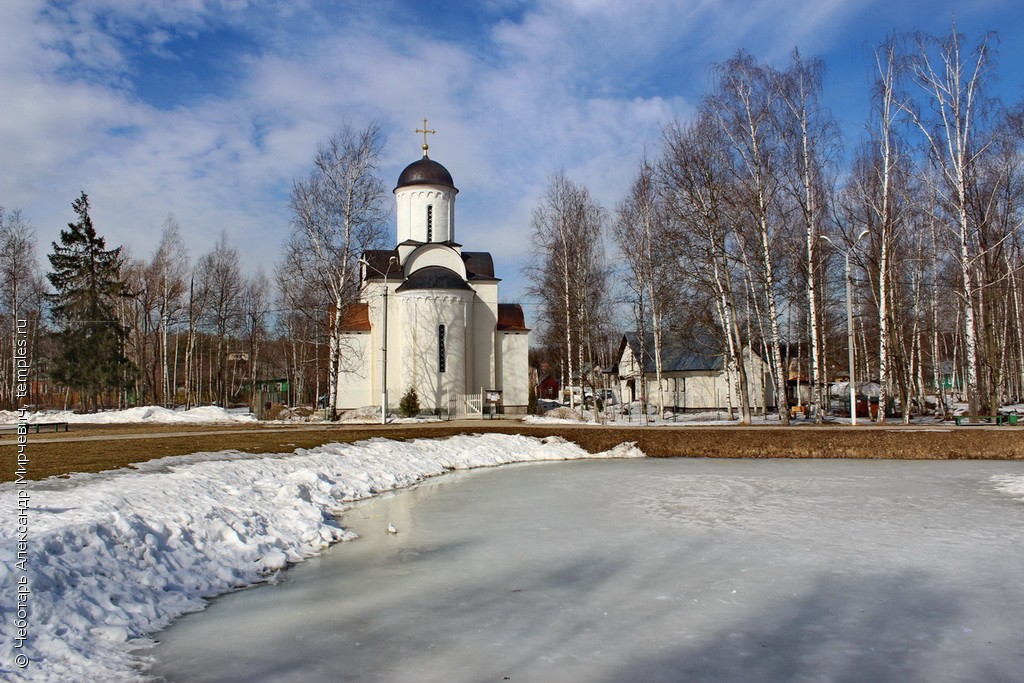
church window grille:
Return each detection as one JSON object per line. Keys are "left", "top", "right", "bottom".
{"left": 438, "top": 324, "right": 446, "bottom": 372}
{"left": 426, "top": 205, "right": 433, "bottom": 242}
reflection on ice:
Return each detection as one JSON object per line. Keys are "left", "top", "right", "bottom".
{"left": 150, "top": 458, "right": 1024, "bottom": 683}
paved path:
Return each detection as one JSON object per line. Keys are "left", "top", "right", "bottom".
{"left": 7, "top": 419, "right": 1000, "bottom": 446}
{"left": 9, "top": 420, "right": 503, "bottom": 445}
{"left": 17, "top": 425, "right": 329, "bottom": 444}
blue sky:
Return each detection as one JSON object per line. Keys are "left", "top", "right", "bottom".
{"left": 2, "top": 0, "right": 1023, "bottom": 309}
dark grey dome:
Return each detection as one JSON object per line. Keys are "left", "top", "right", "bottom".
{"left": 396, "top": 156, "right": 456, "bottom": 190}
{"left": 395, "top": 266, "right": 472, "bottom": 293}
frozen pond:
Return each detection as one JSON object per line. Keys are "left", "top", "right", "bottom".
{"left": 148, "top": 458, "right": 1024, "bottom": 682}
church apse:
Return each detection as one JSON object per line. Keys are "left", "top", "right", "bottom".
{"left": 397, "top": 292, "right": 470, "bottom": 414}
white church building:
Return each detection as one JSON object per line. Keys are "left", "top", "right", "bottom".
{"left": 335, "top": 134, "right": 530, "bottom": 415}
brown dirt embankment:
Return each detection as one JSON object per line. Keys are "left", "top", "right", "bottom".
{"left": 3, "top": 420, "right": 1022, "bottom": 483}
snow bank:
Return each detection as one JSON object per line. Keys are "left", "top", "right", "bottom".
{"left": 0, "top": 406, "right": 257, "bottom": 425}
{"left": 525, "top": 406, "right": 593, "bottom": 424}
{"left": 333, "top": 406, "right": 441, "bottom": 424}
{"left": 0, "top": 434, "right": 643, "bottom": 682}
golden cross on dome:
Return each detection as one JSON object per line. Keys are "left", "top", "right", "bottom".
{"left": 415, "top": 118, "right": 436, "bottom": 156}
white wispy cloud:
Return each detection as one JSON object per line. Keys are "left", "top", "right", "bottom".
{"left": 0, "top": 0, "right": 1019, "bottom": 302}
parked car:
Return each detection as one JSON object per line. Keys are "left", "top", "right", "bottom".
{"left": 562, "top": 386, "right": 592, "bottom": 404}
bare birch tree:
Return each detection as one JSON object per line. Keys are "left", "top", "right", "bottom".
{"left": 660, "top": 114, "right": 754, "bottom": 424}
{"left": 288, "top": 122, "right": 389, "bottom": 419}
{"left": 196, "top": 232, "right": 244, "bottom": 407}
{"left": 777, "top": 50, "right": 839, "bottom": 424}
{"left": 841, "top": 36, "right": 907, "bottom": 423}
{"left": 708, "top": 52, "right": 791, "bottom": 423}
{"left": 897, "top": 24, "right": 999, "bottom": 414}
{"left": 149, "top": 217, "right": 189, "bottom": 406}
{"left": 525, "top": 171, "right": 609, "bottom": 412}
{"left": 276, "top": 237, "right": 332, "bottom": 408}
{"left": 0, "top": 208, "right": 42, "bottom": 408}
{"left": 244, "top": 269, "right": 271, "bottom": 410}
{"left": 614, "top": 155, "right": 673, "bottom": 415}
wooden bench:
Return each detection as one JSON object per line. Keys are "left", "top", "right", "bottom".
{"left": 954, "top": 415, "right": 1007, "bottom": 426}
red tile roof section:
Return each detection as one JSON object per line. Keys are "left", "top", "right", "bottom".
{"left": 336, "top": 302, "right": 371, "bottom": 332}
{"left": 497, "top": 303, "right": 530, "bottom": 332}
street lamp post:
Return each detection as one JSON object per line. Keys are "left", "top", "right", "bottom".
{"left": 822, "top": 230, "right": 869, "bottom": 425}
{"left": 358, "top": 256, "right": 399, "bottom": 424}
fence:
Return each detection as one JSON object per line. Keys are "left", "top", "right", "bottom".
{"left": 448, "top": 392, "right": 484, "bottom": 419}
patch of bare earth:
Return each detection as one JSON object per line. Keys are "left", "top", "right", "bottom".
{"left": 3, "top": 420, "right": 1022, "bottom": 482}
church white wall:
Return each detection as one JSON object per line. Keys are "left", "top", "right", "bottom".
{"left": 338, "top": 281, "right": 399, "bottom": 413}
{"left": 403, "top": 244, "right": 467, "bottom": 277}
{"left": 499, "top": 333, "right": 529, "bottom": 413}
{"left": 396, "top": 290, "right": 472, "bottom": 413}
{"left": 472, "top": 282, "right": 498, "bottom": 392}
{"left": 336, "top": 333, "right": 373, "bottom": 409}
{"left": 395, "top": 186, "right": 456, "bottom": 244}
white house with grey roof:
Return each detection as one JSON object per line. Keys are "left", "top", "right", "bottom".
{"left": 613, "top": 332, "right": 775, "bottom": 413}
{"left": 335, "top": 132, "right": 530, "bottom": 415}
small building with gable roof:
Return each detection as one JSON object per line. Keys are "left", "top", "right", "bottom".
{"left": 613, "top": 332, "right": 775, "bottom": 413}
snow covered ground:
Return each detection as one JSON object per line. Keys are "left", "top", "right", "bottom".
{"left": 7, "top": 399, "right": 1016, "bottom": 428}
{"left": 0, "top": 406, "right": 258, "bottom": 425}
{"left": 526, "top": 398, "right": 1019, "bottom": 427}
{"left": 0, "top": 404, "right": 452, "bottom": 426}
{"left": 0, "top": 434, "right": 641, "bottom": 682}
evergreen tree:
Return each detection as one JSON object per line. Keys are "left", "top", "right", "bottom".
{"left": 47, "top": 192, "right": 136, "bottom": 410}
{"left": 398, "top": 386, "right": 420, "bottom": 418}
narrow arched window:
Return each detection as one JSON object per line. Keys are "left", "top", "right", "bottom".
{"left": 438, "top": 324, "right": 446, "bottom": 373}
{"left": 426, "top": 205, "right": 433, "bottom": 242}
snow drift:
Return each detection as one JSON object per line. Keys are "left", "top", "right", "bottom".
{"left": 0, "top": 406, "right": 257, "bottom": 425}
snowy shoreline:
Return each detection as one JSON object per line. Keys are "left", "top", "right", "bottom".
{"left": 0, "top": 434, "right": 643, "bottom": 682}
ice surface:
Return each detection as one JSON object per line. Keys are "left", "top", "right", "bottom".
{"left": 0, "top": 434, "right": 641, "bottom": 682}
{"left": 149, "top": 458, "right": 1024, "bottom": 683}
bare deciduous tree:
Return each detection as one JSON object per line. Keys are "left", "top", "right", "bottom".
{"left": 0, "top": 208, "right": 43, "bottom": 408}
{"left": 289, "top": 122, "right": 389, "bottom": 418}
{"left": 525, "top": 171, "right": 610, "bottom": 412}
{"left": 150, "top": 217, "right": 189, "bottom": 406}
{"left": 614, "top": 155, "right": 674, "bottom": 415}
{"left": 708, "top": 52, "right": 791, "bottom": 423}
{"left": 777, "top": 49, "right": 839, "bottom": 424}
{"left": 660, "top": 114, "right": 754, "bottom": 423}
{"left": 243, "top": 269, "right": 271, "bottom": 410}
{"left": 196, "top": 232, "right": 244, "bottom": 407}
{"left": 898, "top": 24, "right": 1000, "bottom": 414}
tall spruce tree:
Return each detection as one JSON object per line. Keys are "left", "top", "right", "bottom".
{"left": 47, "top": 192, "right": 136, "bottom": 410}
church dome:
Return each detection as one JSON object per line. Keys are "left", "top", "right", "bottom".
{"left": 395, "top": 266, "right": 472, "bottom": 292}
{"left": 396, "top": 156, "right": 456, "bottom": 190}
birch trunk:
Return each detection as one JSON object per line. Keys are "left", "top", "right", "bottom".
{"left": 899, "top": 27, "right": 995, "bottom": 416}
